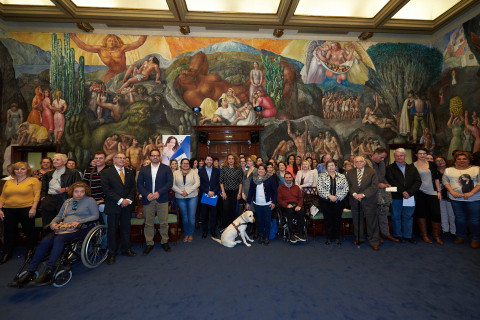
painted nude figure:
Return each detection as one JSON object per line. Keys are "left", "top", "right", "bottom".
{"left": 70, "top": 33, "right": 147, "bottom": 82}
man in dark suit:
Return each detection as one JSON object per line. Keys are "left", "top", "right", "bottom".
{"left": 346, "top": 156, "right": 380, "bottom": 250}
{"left": 41, "top": 153, "right": 81, "bottom": 230}
{"left": 101, "top": 152, "right": 137, "bottom": 264}
{"left": 198, "top": 155, "right": 220, "bottom": 238}
{"left": 137, "top": 149, "right": 173, "bottom": 254}
{"left": 386, "top": 148, "right": 422, "bottom": 243}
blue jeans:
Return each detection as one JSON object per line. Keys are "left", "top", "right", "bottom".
{"left": 255, "top": 204, "right": 272, "bottom": 240}
{"left": 450, "top": 200, "right": 480, "bottom": 241}
{"left": 177, "top": 197, "right": 198, "bottom": 237}
{"left": 27, "top": 228, "right": 89, "bottom": 272}
{"left": 390, "top": 199, "right": 415, "bottom": 239}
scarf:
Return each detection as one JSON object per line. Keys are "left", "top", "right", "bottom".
{"left": 252, "top": 171, "right": 271, "bottom": 185}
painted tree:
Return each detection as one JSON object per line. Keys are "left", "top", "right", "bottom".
{"left": 365, "top": 43, "right": 443, "bottom": 114}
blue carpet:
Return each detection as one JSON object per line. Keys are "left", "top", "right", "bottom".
{"left": 0, "top": 233, "right": 479, "bottom": 320}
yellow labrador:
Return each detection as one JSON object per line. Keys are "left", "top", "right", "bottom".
{"left": 212, "top": 211, "right": 255, "bottom": 247}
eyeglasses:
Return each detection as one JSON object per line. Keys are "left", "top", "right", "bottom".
{"left": 72, "top": 201, "right": 78, "bottom": 211}
{"left": 150, "top": 155, "right": 160, "bottom": 157}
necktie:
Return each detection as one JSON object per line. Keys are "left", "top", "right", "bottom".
{"left": 119, "top": 169, "right": 125, "bottom": 184}
{"left": 357, "top": 169, "right": 363, "bottom": 186}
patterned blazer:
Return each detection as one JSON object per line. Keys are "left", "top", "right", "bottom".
{"left": 317, "top": 172, "right": 349, "bottom": 201}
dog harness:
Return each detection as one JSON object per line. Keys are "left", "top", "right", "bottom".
{"left": 231, "top": 216, "right": 249, "bottom": 236}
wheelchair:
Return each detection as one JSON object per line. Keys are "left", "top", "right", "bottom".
{"left": 11, "top": 223, "right": 107, "bottom": 288}
{"left": 275, "top": 206, "right": 307, "bottom": 243}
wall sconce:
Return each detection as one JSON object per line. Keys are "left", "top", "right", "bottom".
{"left": 358, "top": 32, "right": 374, "bottom": 41}
{"left": 76, "top": 22, "right": 94, "bottom": 33}
{"left": 273, "top": 28, "right": 284, "bottom": 38}
{"left": 179, "top": 26, "right": 190, "bottom": 35}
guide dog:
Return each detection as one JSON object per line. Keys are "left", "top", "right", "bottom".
{"left": 212, "top": 211, "right": 255, "bottom": 247}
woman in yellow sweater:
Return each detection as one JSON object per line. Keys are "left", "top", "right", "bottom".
{"left": 0, "top": 162, "right": 41, "bottom": 264}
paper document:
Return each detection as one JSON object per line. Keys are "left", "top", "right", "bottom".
{"left": 386, "top": 187, "right": 397, "bottom": 192}
{"left": 403, "top": 196, "right": 415, "bottom": 207}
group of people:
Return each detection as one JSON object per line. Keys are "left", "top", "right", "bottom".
{"left": 1, "top": 145, "right": 479, "bottom": 287}
{"left": 8, "top": 88, "right": 68, "bottom": 146}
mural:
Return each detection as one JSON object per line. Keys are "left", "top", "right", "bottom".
{"left": 1, "top": 15, "right": 480, "bottom": 174}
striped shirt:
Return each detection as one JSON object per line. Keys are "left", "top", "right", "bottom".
{"left": 83, "top": 165, "right": 110, "bottom": 202}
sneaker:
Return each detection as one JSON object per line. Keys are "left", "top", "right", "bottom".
{"left": 295, "top": 234, "right": 307, "bottom": 242}
{"left": 289, "top": 234, "right": 298, "bottom": 243}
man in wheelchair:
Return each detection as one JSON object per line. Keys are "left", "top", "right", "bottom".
{"left": 277, "top": 172, "right": 307, "bottom": 243}
{"left": 9, "top": 182, "right": 99, "bottom": 288}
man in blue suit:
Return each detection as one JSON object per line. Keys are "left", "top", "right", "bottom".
{"left": 137, "top": 149, "right": 173, "bottom": 255}
{"left": 198, "top": 155, "right": 220, "bottom": 238}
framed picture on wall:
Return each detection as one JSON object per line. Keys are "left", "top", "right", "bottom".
{"left": 387, "top": 144, "right": 423, "bottom": 164}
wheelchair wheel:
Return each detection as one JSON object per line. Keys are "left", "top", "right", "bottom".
{"left": 52, "top": 269, "right": 72, "bottom": 288}
{"left": 81, "top": 225, "right": 108, "bottom": 268}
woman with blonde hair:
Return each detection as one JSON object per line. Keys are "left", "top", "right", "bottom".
{"left": 0, "top": 162, "right": 41, "bottom": 264}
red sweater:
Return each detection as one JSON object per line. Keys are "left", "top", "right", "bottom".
{"left": 277, "top": 184, "right": 303, "bottom": 208}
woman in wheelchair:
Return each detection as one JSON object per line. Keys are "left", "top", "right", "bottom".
{"left": 9, "top": 182, "right": 99, "bottom": 288}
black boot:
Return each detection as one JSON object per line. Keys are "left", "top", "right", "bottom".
{"left": 7, "top": 271, "right": 35, "bottom": 288}
{"left": 29, "top": 269, "right": 53, "bottom": 287}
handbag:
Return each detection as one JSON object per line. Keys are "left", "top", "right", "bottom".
{"left": 54, "top": 199, "right": 82, "bottom": 234}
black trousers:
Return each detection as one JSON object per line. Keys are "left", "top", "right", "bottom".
{"left": 200, "top": 200, "right": 217, "bottom": 234}
{"left": 221, "top": 189, "right": 239, "bottom": 228}
{"left": 281, "top": 207, "right": 305, "bottom": 235}
{"left": 3, "top": 207, "right": 36, "bottom": 254}
{"left": 41, "top": 195, "right": 64, "bottom": 228}
{"left": 319, "top": 200, "right": 345, "bottom": 240}
{"left": 107, "top": 207, "right": 132, "bottom": 255}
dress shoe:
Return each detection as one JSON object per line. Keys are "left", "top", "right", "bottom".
{"left": 470, "top": 240, "right": 480, "bottom": 248}
{"left": 211, "top": 232, "right": 217, "bottom": 238}
{"left": 162, "top": 243, "right": 171, "bottom": 252}
{"left": 121, "top": 250, "right": 137, "bottom": 257}
{"left": 7, "top": 271, "right": 36, "bottom": 288}
{"left": 143, "top": 245, "right": 153, "bottom": 256}
{"left": 29, "top": 269, "right": 53, "bottom": 287}
{"left": 379, "top": 237, "right": 384, "bottom": 243}
{"left": 258, "top": 237, "right": 264, "bottom": 244}
{"left": 406, "top": 238, "right": 417, "bottom": 244}
{"left": 396, "top": 237, "right": 404, "bottom": 243}
{"left": 371, "top": 245, "right": 380, "bottom": 251}
{"left": 325, "top": 239, "right": 331, "bottom": 245}
{"left": 107, "top": 255, "right": 116, "bottom": 265}
{"left": 335, "top": 239, "right": 342, "bottom": 245}
{"left": 263, "top": 238, "right": 270, "bottom": 246}
{"left": 0, "top": 253, "right": 11, "bottom": 264}
{"left": 454, "top": 237, "right": 465, "bottom": 244}
{"left": 353, "top": 240, "right": 365, "bottom": 245}
{"left": 384, "top": 235, "right": 400, "bottom": 242}
{"left": 202, "top": 232, "right": 208, "bottom": 238}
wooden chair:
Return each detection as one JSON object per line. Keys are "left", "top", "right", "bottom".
{"left": 302, "top": 187, "right": 324, "bottom": 240}
{"left": 165, "top": 190, "right": 180, "bottom": 243}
